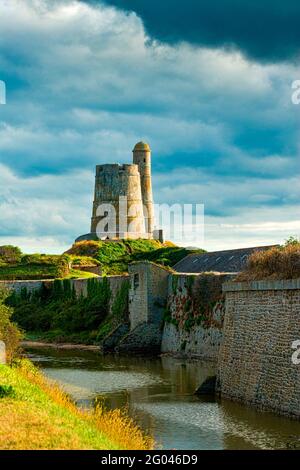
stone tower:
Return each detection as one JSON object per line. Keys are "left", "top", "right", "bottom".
{"left": 132, "top": 142, "right": 155, "bottom": 235}
{"left": 90, "top": 163, "right": 147, "bottom": 239}
{"left": 75, "top": 142, "right": 156, "bottom": 242}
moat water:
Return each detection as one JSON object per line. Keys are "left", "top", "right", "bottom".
{"left": 25, "top": 346, "right": 300, "bottom": 450}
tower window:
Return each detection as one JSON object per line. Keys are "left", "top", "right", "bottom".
{"left": 144, "top": 158, "right": 146, "bottom": 163}
{"left": 133, "top": 273, "right": 139, "bottom": 289}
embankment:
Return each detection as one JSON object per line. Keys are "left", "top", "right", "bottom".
{"left": 0, "top": 361, "right": 153, "bottom": 450}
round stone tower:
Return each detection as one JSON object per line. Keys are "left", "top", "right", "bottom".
{"left": 132, "top": 141, "right": 155, "bottom": 236}
{"left": 75, "top": 142, "right": 157, "bottom": 243}
{"left": 90, "top": 163, "right": 146, "bottom": 239}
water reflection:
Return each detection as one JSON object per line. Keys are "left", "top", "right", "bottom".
{"left": 26, "top": 347, "right": 300, "bottom": 450}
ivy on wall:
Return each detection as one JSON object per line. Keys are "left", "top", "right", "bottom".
{"left": 165, "top": 274, "right": 226, "bottom": 331}
{"left": 8, "top": 278, "right": 112, "bottom": 341}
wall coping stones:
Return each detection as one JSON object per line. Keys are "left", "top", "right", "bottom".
{"left": 0, "top": 274, "right": 128, "bottom": 286}
{"left": 173, "top": 271, "right": 237, "bottom": 276}
{"left": 223, "top": 278, "right": 300, "bottom": 292}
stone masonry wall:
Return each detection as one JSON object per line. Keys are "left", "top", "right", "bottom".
{"left": 161, "top": 273, "right": 234, "bottom": 360}
{"left": 128, "top": 262, "right": 169, "bottom": 330}
{"left": 218, "top": 279, "right": 300, "bottom": 418}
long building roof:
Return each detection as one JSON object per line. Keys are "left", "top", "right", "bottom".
{"left": 174, "top": 245, "right": 277, "bottom": 274}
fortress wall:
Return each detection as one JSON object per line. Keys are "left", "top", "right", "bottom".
{"left": 128, "top": 262, "right": 169, "bottom": 330}
{"left": 218, "top": 279, "right": 300, "bottom": 418}
{"left": 0, "top": 275, "right": 129, "bottom": 313}
{"left": 161, "top": 273, "right": 234, "bottom": 360}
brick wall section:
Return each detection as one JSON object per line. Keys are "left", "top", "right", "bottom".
{"left": 218, "top": 279, "right": 300, "bottom": 418}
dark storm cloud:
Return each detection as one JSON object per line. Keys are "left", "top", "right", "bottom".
{"left": 0, "top": 0, "right": 299, "bottom": 250}
{"left": 97, "top": 0, "right": 300, "bottom": 62}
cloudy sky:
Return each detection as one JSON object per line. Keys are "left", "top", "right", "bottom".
{"left": 0, "top": 0, "right": 299, "bottom": 253}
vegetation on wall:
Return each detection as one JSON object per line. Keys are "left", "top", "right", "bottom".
{"left": 111, "top": 280, "right": 130, "bottom": 321}
{"left": 9, "top": 278, "right": 113, "bottom": 344}
{"left": 236, "top": 237, "right": 300, "bottom": 281}
{"left": 165, "top": 274, "right": 225, "bottom": 332}
{"left": 96, "top": 279, "right": 130, "bottom": 342}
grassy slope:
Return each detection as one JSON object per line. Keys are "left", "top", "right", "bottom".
{"left": 0, "top": 240, "right": 205, "bottom": 279}
{"left": 0, "top": 264, "right": 58, "bottom": 280}
{"left": 67, "top": 239, "right": 205, "bottom": 274}
{"left": 0, "top": 265, "right": 97, "bottom": 281}
{"left": 0, "top": 362, "right": 153, "bottom": 450}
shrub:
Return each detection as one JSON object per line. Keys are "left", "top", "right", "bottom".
{"left": 55, "top": 256, "right": 70, "bottom": 278}
{"left": 0, "top": 288, "right": 22, "bottom": 364}
{"left": 65, "top": 241, "right": 100, "bottom": 258}
{"left": 0, "top": 385, "right": 16, "bottom": 398}
{"left": 0, "top": 246, "right": 22, "bottom": 265}
{"left": 237, "top": 240, "right": 300, "bottom": 281}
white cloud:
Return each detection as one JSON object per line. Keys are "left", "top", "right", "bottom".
{"left": 0, "top": 0, "right": 298, "bottom": 252}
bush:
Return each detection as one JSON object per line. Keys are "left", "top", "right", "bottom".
{"left": 0, "top": 385, "right": 16, "bottom": 398}
{"left": 55, "top": 256, "right": 70, "bottom": 278}
{"left": 0, "top": 246, "right": 22, "bottom": 265}
{"left": 237, "top": 239, "right": 300, "bottom": 281}
{"left": 65, "top": 241, "right": 100, "bottom": 258}
{"left": 0, "top": 289, "right": 22, "bottom": 364}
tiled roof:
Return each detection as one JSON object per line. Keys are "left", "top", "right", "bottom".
{"left": 174, "top": 245, "right": 277, "bottom": 274}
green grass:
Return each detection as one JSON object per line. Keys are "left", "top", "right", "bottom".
{"left": 0, "top": 241, "right": 205, "bottom": 279}
{"left": 67, "top": 239, "right": 205, "bottom": 274}
{"left": 0, "top": 264, "right": 59, "bottom": 280}
{"left": 0, "top": 363, "right": 117, "bottom": 449}
{"left": 0, "top": 361, "right": 153, "bottom": 450}
{"left": 0, "top": 263, "right": 99, "bottom": 281}
{"left": 64, "top": 269, "right": 99, "bottom": 279}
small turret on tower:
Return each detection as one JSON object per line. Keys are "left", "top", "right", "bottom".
{"left": 133, "top": 142, "right": 155, "bottom": 236}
